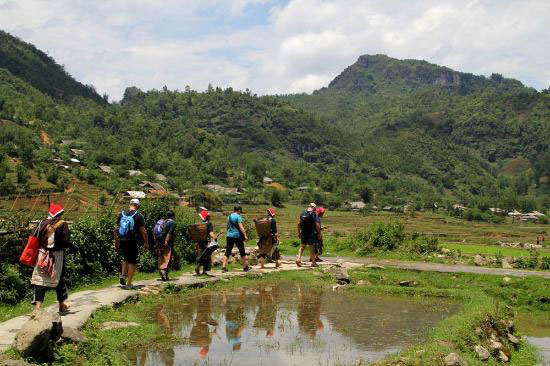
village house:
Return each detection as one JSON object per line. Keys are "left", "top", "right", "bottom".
{"left": 128, "top": 170, "right": 144, "bottom": 177}
{"left": 70, "top": 149, "right": 85, "bottom": 158}
{"left": 155, "top": 173, "right": 167, "bottom": 182}
{"left": 98, "top": 165, "right": 113, "bottom": 174}
{"left": 206, "top": 184, "right": 240, "bottom": 195}
{"left": 122, "top": 191, "right": 146, "bottom": 199}
{"left": 140, "top": 181, "right": 166, "bottom": 192}
{"left": 263, "top": 177, "right": 273, "bottom": 184}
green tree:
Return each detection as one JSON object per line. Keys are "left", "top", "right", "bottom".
{"left": 359, "top": 185, "right": 374, "bottom": 203}
{"left": 15, "top": 164, "right": 28, "bottom": 185}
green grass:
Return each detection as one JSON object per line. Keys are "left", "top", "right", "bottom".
{"left": 444, "top": 242, "right": 550, "bottom": 258}
{"left": 18, "top": 268, "right": 545, "bottom": 366}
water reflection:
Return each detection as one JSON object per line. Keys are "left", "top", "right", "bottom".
{"left": 133, "top": 283, "right": 459, "bottom": 366}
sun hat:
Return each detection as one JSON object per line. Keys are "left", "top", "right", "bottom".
{"left": 129, "top": 198, "right": 140, "bottom": 207}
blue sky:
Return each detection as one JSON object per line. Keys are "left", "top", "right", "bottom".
{"left": 1, "top": 0, "right": 548, "bottom": 100}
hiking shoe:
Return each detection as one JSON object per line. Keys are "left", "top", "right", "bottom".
{"left": 123, "top": 284, "right": 137, "bottom": 290}
{"left": 296, "top": 260, "right": 302, "bottom": 267}
{"left": 243, "top": 266, "right": 251, "bottom": 272}
{"left": 316, "top": 258, "right": 324, "bottom": 262}
{"left": 195, "top": 265, "right": 201, "bottom": 276}
{"left": 119, "top": 276, "right": 126, "bottom": 286}
{"left": 311, "top": 261, "right": 318, "bottom": 267}
{"left": 222, "top": 267, "right": 228, "bottom": 273}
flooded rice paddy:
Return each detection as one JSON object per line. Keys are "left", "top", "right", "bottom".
{"left": 517, "top": 315, "right": 550, "bottom": 366}
{"left": 132, "top": 283, "right": 459, "bottom": 366}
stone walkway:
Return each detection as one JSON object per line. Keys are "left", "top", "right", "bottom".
{"left": 0, "top": 260, "right": 328, "bottom": 352}
{"left": 284, "top": 256, "right": 550, "bottom": 279}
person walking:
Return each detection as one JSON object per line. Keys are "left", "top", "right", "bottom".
{"left": 296, "top": 203, "right": 321, "bottom": 267}
{"left": 194, "top": 209, "right": 216, "bottom": 276}
{"left": 114, "top": 198, "right": 149, "bottom": 289}
{"left": 154, "top": 210, "right": 176, "bottom": 281}
{"left": 31, "top": 203, "right": 71, "bottom": 313}
{"left": 222, "top": 205, "right": 250, "bottom": 272}
{"left": 257, "top": 208, "right": 281, "bottom": 269}
{"left": 314, "top": 207, "right": 326, "bottom": 262}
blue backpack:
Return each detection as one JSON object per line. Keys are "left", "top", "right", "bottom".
{"left": 118, "top": 211, "right": 138, "bottom": 239}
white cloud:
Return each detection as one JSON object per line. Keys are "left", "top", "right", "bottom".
{"left": 0, "top": 0, "right": 548, "bottom": 100}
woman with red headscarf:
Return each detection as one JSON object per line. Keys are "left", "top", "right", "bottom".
{"left": 257, "top": 208, "right": 280, "bottom": 269}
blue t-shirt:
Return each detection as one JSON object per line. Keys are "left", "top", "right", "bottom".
{"left": 226, "top": 213, "right": 243, "bottom": 238}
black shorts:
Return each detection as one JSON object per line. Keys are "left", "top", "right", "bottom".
{"left": 225, "top": 237, "right": 246, "bottom": 257}
{"left": 121, "top": 240, "right": 139, "bottom": 264}
{"left": 301, "top": 235, "right": 316, "bottom": 245}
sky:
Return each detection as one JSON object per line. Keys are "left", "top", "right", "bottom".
{"left": 0, "top": 0, "right": 548, "bottom": 100}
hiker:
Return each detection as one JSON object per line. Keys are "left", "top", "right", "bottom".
{"left": 296, "top": 203, "right": 321, "bottom": 267}
{"left": 190, "top": 294, "right": 218, "bottom": 359}
{"left": 222, "top": 205, "right": 250, "bottom": 272}
{"left": 223, "top": 289, "right": 247, "bottom": 351}
{"left": 256, "top": 208, "right": 281, "bottom": 269}
{"left": 253, "top": 284, "right": 278, "bottom": 337}
{"left": 30, "top": 203, "right": 71, "bottom": 313}
{"left": 154, "top": 210, "right": 176, "bottom": 281}
{"left": 314, "top": 207, "right": 326, "bottom": 262}
{"left": 194, "top": 210, "right": 216, "bottom": 276}
{"left": 114, "top": 198, "right": 149, "bottom": 289}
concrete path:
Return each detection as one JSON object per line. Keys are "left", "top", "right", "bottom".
{"left": 284, "top": 256, "right": 550, "bottom": 279}
{"left": 0, "top": 260, "right": 331, "bottom": 352}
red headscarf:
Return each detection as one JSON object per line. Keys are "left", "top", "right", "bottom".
{"left": 48, "top": 203, "right": 64, "bottom": 218}
{"left": 316, "top": 207, "right": 326, "bottom": 216}
{"left": 267, "top": 208, "right": 276, "bottom": 217}
{"left": 199, "top": 210, "right": 209, "bottom": 221}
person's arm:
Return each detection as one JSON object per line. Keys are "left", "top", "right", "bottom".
{"left": 61, "top": 222, "right": 72, "bottom": 251}
{"left": 141, "top": 226, "right": 149, "bottom": 250}
{"left": 315, "top": 220, "right": 322, "bottom": 240}
{"left": 164, "top": 221, "right": 176, "bottom": 246}
{"left": 238, "top": 222, "right": 248, "bottom": 241}
{"left": 297, "top": 220, "right": 301, "bottom": 238}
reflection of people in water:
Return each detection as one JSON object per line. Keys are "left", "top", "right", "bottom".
{"left": 190, "top": 295, "right": 218, "bottom": 359}
{"left": 224, "top": 289, "right": 248, "bottom": 351}
{"left": 253, "top": 285, "right": 278, "bottom": 337}
{"left": 297, "top": 286, "right": 324, "bottom": 338}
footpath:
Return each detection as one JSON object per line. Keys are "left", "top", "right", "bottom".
{"left": 0, "top": 257, "right": 547, "bottom": 353}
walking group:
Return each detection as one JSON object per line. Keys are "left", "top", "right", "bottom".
{"left": 21, "top": 200, "right": 326, "bottom": 312}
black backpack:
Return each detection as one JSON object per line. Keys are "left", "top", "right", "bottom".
{"left": 299, "top": 210, "right": 316, "bottom": 235}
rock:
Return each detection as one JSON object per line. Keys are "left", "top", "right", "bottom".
{"left": 437, "top": 340, "right": 457, "bottom": 349}
{"left": 441, "top": 248, "right": 451, "bottom": 254}
{"left": 327, "top": 266, "right": 350, "bottom": 284}
{"left": 332, "top": 284, "right": 344, "bottom": 291}
{"left": 356, "top": 280, "right": 372, "bottom": 286}
{"left": 436, "top": 254, "right": 446, "bottom": 258}
{"left": 13, "top": 310, "right": 63, "bottom": 359}
{"left": 475, "top": 327, "right": 483, "bottom": 337}
{"left": 474, "top": 345, "right": 490, "bottom": 361}
{"left": 507, "top": 333, "right": 520, "bottom": 345}
{"left": 365, "top": 264, "right": 385, "bottom": 269}
{"left": 60, "top": 327, "right": 88, "bottom": 344}
{"left": 501, "top": 260, "right": 513, "bottom": 269}
{"left": 444, "top": 352, "right": 466, "bottom": 366}
{"left": 474, "top": 254, "right": 489, "bottom": 266}
{"left": 248, "top": 253, "right": 259, "bottom": 266}
{"left": 502, "top": 276, "right": 512, "bottom": 283}
{"left": 99, "top": 321, "right": 140, "bottom": 330}
{"left": 490, "top": 339, "right": 504, "bottom": 351}
{"left": 399, "top": 280, "right": 417, "bottom": 287}
{"left": 497, "top": 349, "right": 510, "bottom": 362}
{"left": 0, "top": 355, "right": 38, "bottom": 366}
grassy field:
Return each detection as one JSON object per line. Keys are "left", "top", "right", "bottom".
{"left": 20, "top": 268, "right": 546, "bottom": 366}
{"left": 208, "top": 204, "right": 550, "bottom": 258}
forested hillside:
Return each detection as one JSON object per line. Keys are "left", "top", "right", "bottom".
{"left": 1, "top": 31, "right": 549, "bottom": 211}
{"left": 0, "top": 31, "right": 105, "bottom": 103}
{"left": 283, "top": 55, "right": 550, "bottom": 207}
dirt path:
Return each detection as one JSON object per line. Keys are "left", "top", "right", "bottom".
{"left": 307, "top": 256, "right": 550, "bottom": 279}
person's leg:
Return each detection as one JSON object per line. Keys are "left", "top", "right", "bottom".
{"left": 309, "top": 245, "right": 317, "bottom": 267}
{"left": 33, "top": 286, "right": 47, "bottom": 310}
{"left": 127, "top": 263, "right": 136, "bottom": 285}
{"left": 237, "top": 239, "right": 249, "bottom": 270}
{"left": 223, "top": 238, "right": 235, "bottom": 272}
{"left": 125, "top": 242, "right": 139, "bottom": 286}
{"left": 56, "top": 261, "right": 69, "bottom": 311}
{"left": 259, "top": 255, "right": 265, "bottom": 269}
{"left": 296, "top": 243, "right": 306, "bottom": 266}
{"left": 195, "top": 243, "right": 202, "bottom": 275}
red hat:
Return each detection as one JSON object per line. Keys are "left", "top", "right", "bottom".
{"left": 267, "top": 208, "right": 276, "bottom": 217}
{"left": 199, "top": 346, "right": 209, "bottom": 359}
{"left": 49, "top": 203, "right": 64, "bottom": 218}
{"left": 199, "top": 210, "right": 209, "bottom": 221}
{"left": 317, "top": 207, "right": 326, "bottom": 216}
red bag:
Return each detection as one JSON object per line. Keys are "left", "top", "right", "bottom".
{"left": 20, "top": 233, "right": 40, "bottom": 267}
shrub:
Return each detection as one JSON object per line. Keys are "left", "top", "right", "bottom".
{"left": 406, "top": 234, "right": 439, "bottom": 254}
{"left": 541, "top": 257, "right": 550, "bottom": 270}
{"left": 0, "top": 263, "right": 29, "bottom": 304}
{"left": 188, "top": 189, "right": 223, "bottom": 211}
{"left": 350, "top": 221, "right": 405, "bottom": 254}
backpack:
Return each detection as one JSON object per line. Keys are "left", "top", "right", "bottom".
{"left": 153, "top": 219, "right": 166, "bottom": 239}
{"left": 299, "top": 210, "right": 316, "bottom": 235}
{"left": 118, "top": 211, "right": 138, "bottom": 239}
{"left": 40, "top": 219, "right": 66, "bottom": 249}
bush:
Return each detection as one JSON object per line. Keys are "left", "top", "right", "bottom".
{"left": 0, "top": 263, "right": 29, "bottom": 304}
{"left": 350, "top": 221, "right": 405, "bottom": 254}
{"left": 188, "top": 189, "right": 223, "bottom": 211}
{"left": 541, "top": 257, "right": 550, "bottom": 270}
{"left": 407, "top": 234, "right": 439, "bottom": 254}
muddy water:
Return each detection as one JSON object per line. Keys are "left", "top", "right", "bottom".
{"left": 132, "top": 283, "right": 459, "bottom": 366}
{"left": 517, "top": 315, "right": 550, "bottom": 366}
